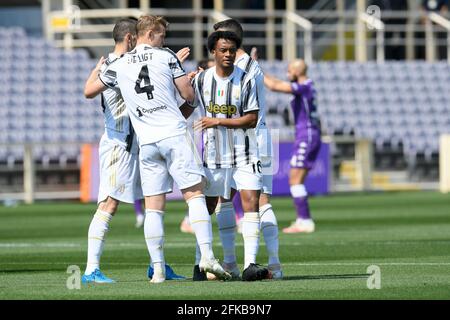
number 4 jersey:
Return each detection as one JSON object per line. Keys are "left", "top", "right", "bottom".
{"left": 99, "top": 44, "right": 188, "bottom": 146}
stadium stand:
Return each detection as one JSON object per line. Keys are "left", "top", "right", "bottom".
{"left": 1, "top": 27, "right": 449, "bottom": 182}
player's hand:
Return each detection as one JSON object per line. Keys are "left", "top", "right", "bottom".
{"left": 176, "top": 47, "right": 191, "bottom": 63}
{"left": 250, "top": 47, "right": 259, "bottom": 61}
{"left": 94, "top": 56, "right": 105, "bottom": 71}
{"left": 187, "top": 70, "right": 198, "bottom": 81}
{"left": 194, "top": 117, "right": 220, "bottom": 131}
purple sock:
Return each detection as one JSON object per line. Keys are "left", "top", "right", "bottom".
{"left": 134, "top": 200, "right": 143, "bottom": 217}
{"left": 232, "top": 193, "right": 244, "bottom": 219}
{"left": 293, "top": 196, "right": 311, "bottom": 220}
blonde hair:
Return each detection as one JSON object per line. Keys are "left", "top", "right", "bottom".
{"left": 136, "top": 15, "right": 169, "bottom": 37}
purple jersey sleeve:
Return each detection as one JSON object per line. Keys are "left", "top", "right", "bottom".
{"left": 291, "top": 82, "right": 310, "bottom": 96}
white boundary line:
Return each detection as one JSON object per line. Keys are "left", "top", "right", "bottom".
{"left": 1, "top": 262, "right": 449, "bottom": 266}
{"left": 2, "top": 240, "right": 450, "bottom": 249}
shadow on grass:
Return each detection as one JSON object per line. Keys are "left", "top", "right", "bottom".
{"left": 0, "top": 269, "right": 65, "bottom": 274}
{"left": 283, "top": 273, "right": 370, "bottom": 281}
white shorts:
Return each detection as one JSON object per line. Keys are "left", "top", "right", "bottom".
{"left": 139, "top": 134, "right": 205, "bottom": 196}
{"left": 230, "top": 162, "right": 263, "bottom": 192}
{"left": 98, "top": 136, "right": 143, "bottom": 204}
{"left": 203, "top": 168, "right": 232, "bottom": 199}
{"left": 261, "top": 156, "right": 273, "bottom": 195}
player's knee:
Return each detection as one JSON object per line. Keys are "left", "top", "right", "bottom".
{"left": 98, "top": 197, "right": 119, "bottom": 214}
{"left": 241, "top": 191, "right": 260, "bottom": 212}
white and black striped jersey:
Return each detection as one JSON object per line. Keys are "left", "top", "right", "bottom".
{"left": 99, "top": 53, "right": 138, "bottom": 153}
{"left": 99, "top": 44, "right": 188, "bottom": 146}
{"left": 193, "top": 66, "right": 260, "bottom": 169}
{"left": 235, "top": 52, "right": 271, "bottom": 158}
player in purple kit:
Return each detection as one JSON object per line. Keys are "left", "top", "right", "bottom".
{"left": 264, "top": 59, "right": 321, "bottom": 234}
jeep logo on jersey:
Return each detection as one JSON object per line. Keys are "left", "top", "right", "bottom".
{"left": 207, "top": 102, "right": 237, "bottom": 117}
{"left": 136, "top": 105, "right": 167, "bottom": 117}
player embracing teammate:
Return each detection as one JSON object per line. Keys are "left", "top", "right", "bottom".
{"left": 83, "top": 14, "right": 290, "bottom": 283}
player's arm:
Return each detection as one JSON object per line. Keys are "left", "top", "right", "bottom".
{"left": 168, "top": 50, "right": 196, "bottom": 105}
{"left": 178, "top": 73, "right": 201, "bottom": 119}
{"left": 264, "top": 74, "right": 293, "bottom": 94}
{"left": 194, "top": 78, "right": 259, "bottom": 130}
{"left": 84, "top": 56, "right": 107, "bottom": 98}
{"left": 174, "top": 75, "right": 195, "bottom": 105}
{"left": 179, "top": 101, "right": 196, "bottom": 119}
{"left": 194, "top": 111, "right": 258, "bottom": 130}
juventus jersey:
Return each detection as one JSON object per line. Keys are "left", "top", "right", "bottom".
{"left": 99, "top": 44, "right": 188, "bottom": 146}
{"left": 99, "top": 53, "right": 137, "bottom": 153}
{"left": 235, "top": 53, "right": 272, "bottom": 158}
{"left": 193, "top": 66, "right": 260, "bottom": 169}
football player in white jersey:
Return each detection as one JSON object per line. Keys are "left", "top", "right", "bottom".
{"left": 84, "top": 15, "right": 230, "bottom": 283}
{"left": 213, "top": 19, "right": 282, "bottom": 279}
{"left": 81, "top": 19, "right": 141, "bottom": 284}
{"left": 191, "top": 31, "right": 269, "bottom": 281}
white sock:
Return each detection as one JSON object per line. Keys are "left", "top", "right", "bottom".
{"left": 144, "top": 209, "right": 165, "bottom": 265}
{"left": 195, "top": 243, "right": 202, "bottom": 265}
{"left": 296, "top": 218, "right": 314, "bottom": 225}
{"left": 260, "top": 204, "right": 280, "bottom": 266}
{"left": 85, "top": 209, "right": 113, "bottom": 275}
{"left": 215, "top": 202, "right": 236, "bottom": 264}
{"left": 241, "top": 211, "right": 261, "bottom": 269}
{"left": 187, "top": 195, "right": 214, "bottom": 261}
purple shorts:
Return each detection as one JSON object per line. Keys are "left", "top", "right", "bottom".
{"left": 290, "top": 128, "right": 321, "bottom": 169}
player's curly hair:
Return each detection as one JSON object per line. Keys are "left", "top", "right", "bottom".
{"left": 137, "top": 15, "right": 169, "bottom": 37}
{"left": 213, "top": 19, "right": 244, "bottom": 44}
{"left": 207, "top": 31, "right": 242, "bottom": 53}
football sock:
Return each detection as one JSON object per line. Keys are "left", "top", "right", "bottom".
{"left": 291, "top": 184, "right": 312, "bottom": 220}
{"left": 195, "top": 243, "right": 201, "bottom": 265}
{"left": 134, "top": 200, "right": 143, "bottom": 217}
{"left": 187, "top": 195, "right": 214, "bottom": 260}
{"left": 85, "top": 209, "right": 113, "bottom": 275}
{"left": 242, "top": 211, "right": 261, "bottom": 269}
{"left": 216, "top": 202, "right": 237, "bottom": 264}
{"left": 259, "top": 204, "right": 280, "bottom": 266}
{"left": 144, "top": 209, "right": 165, "bottom": 264}
{"left": 232, "top": 192, "right": 244, "bottom": 219}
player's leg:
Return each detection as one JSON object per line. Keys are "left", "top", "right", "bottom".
{"left": 83, "top": 139, "right": 136, "bottom": 284}
{"left": 82, "top": 196, "right": 119, "bottom": 284}
{"left": 180, "top": 212, "right": 194, "bottom": 234}
{"left": 259, "top": 192, "right": 282, "bottom": 279}
{"left": 284, "top": 133, "right": 322, "bottom": 234}
{"left": 232, "top": 192, "right": 244, "bottom": 233}
{"left": 143, "top": 193, "right": 167, "bottom": 283}
{"left": 214, "top": 190, "right": 240, "bottom": 279}
{"left": 258, "top": 155, "right": 282, "bottom": 278}
{"left": 140, "top": 142, "right": 173, "bottom": 283}
{"left": 182, "top": 183, "right": 230, "bottom": 280}
{"left": 192, "top": 195, "right": 219, "bottom": 281}
{"left": 134, "top": 199, "right": 145, "bottom": 228}
{"left": 163, "top": 134, "right": 231, "bottom": 281}
{"left": 285, "top": 167, "right": 315, "bottom": 233}
{"left": 232, "top": 163, "right": 269, "bottom": 281}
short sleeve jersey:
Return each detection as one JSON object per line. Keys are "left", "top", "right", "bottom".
{"left": 193, "top": 66, "right": 260, "bottom": 169}
{"left": 99, "top": 52, "right": 137, "bottom": 153}
{"left": 99, "top": 44, "right": 187, "bottom": 146}
{"left": 235, "top": 52, "right": 271, "bottom": 157}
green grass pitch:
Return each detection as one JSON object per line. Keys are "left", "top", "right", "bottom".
{"left": 0, "top": 191, "right": 449, "bottom": 300}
